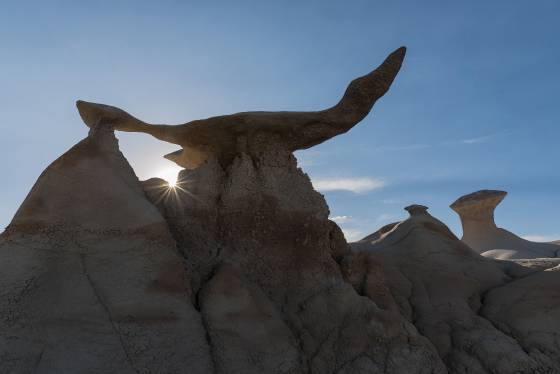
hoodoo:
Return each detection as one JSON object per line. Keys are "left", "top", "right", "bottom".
{"left": 3, "top": 46, "right": 560, "bottom": 374}
{"left": 451, "top": 189, "right": 560, "bottom": 259}
{"left": 76, "top": 47, "right": 406, "bottom": 169}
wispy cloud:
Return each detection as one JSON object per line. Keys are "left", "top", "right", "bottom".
{"left": 375, "top": 144, "right": 431, "bottom": 152}
{"left": 372, "top": 132, "right": 508, "bottom": 153}
{"left": 461, "top": 135, "right": 495, "bottom": 144}
{"left": 330, "top": 215, "right": 353, "bottom": 223}
{"left": 521, "top": 234, "right": 560, "bottom": 243}
{"left": 460, "top": 131, "right": 510, "bottom": 145}
{"left": 313, "top": 177, "right": 386, "bottom": 194}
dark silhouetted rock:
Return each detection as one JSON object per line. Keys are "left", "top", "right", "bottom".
{"left": 76, "top": 47, "right": 406, "bottom": 169}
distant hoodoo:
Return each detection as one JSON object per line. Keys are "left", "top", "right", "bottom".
{"left": 451, "top": 189, "right": 560, "bottom": 259}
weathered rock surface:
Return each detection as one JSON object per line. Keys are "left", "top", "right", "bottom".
{"left": 350, "top": 206, "right": 560, "bottom": 373}
{"left": 142, "top": 150, "right": 445, "bottom": 374}
{"left": 6, "top": 125, "right": 168, "bottom": 236}
{"left": 451, "top": 190, "right": 560, "bottom": 259}
{"left": 482, "top": 266, "right": 560, "bottom": 369}
{"left": 0, "top": 126, "right": 213, "bottom": 374}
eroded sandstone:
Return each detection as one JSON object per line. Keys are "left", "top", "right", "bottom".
{"left": 451, "top": 190, "right": 560, "bottom": 259}
{"left": 0, "top": 126, "right": 213, "bottom": 374}
{"left": 349, "top": 205, "right": 560, "bottom": 373}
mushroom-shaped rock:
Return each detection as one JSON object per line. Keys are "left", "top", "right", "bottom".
{"left": 76, "top": 47, "right": 406, "bottom": 169}
{"left": 450, "top": 189, "right": 506, "bottom": 223}
{"left": 451, "top": 190, "right": 560, "bottom": 259}
{"left": 405, "top": 204, "right": 429, "bottom": 216}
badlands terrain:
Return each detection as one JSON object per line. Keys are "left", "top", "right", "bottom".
{"left": 1, "top": 47, "right": 559, "bottom": 373}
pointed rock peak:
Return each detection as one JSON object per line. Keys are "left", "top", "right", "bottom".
{"left": 6, "top": 123, "right": 167, "bottom": 237}
{"left": 405, "top": 204, "right": 429, "bottom": 216}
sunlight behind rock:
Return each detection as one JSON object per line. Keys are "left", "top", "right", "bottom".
{"left": 156, "top": 165, "right": 183, "bottom": 188}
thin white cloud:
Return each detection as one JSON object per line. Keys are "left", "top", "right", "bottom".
{"left": 461, "top": 135, "right": 494, "bottom": 144}
{"left": 521, "top": 234, "right": 560, "bottom": 243}
{"left": 313, "top": 177, "right": 386, "bottom": 194}
{"left": 330, "top": 215, "right": 352, "bottom": 223}
{"left": 460, "top": 131, "right": 511, "bottom": 145}
{"left": 376, "top": 144, "right": 431, "bottom": 152}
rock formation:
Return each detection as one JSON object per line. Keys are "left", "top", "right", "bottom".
{"left": 349, "top": 205, "right": 560, "bottom": 372}
{"left": 131, "top": 46, "right": 445, "bottom": 374}
{"left": 2, "top": 46, "right": 560, "bottom": 374}
{"left": 0, "top": 125, "right": 213, "bottom": 374}
{"left": 450, "top": 189, "right": 560, "bottom": 259}
{"left": 1, "top": 47, "right": 446, "bottom": 373}
{"left": 75, "top": 47, "right": 406, "bottom": 169}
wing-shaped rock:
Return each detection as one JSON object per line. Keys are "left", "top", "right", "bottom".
{"left": 76, "top": 47, "right": 406, "bottom": 169}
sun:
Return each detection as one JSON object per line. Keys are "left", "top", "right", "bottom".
{"left": 156, "top": 165, "right": 182, "bottom": 188}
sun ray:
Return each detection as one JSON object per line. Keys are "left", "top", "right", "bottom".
{"left": 155, "top": 165, "right": 183, "bottom": 188}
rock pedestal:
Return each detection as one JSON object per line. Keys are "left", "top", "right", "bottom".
{"left": 451, "top": 190, "right": 559, "bottom": 259}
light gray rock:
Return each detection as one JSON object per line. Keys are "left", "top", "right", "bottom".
{"left": 482, "top": 267, "right": 560, "bottom": 370}
{"left": 350, "top": 206, "right": 560, "bottom": 373}
{"left": 450, "top": 190, "right": 560, "bottom": 259}
{"left": 0, "top": 126, "right": 213, "bottom": 374}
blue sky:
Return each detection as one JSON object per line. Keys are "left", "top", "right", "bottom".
{"left": 1, "top": 1, "right": 559, "bottom": 241}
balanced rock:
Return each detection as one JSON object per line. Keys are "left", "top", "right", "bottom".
{"left": 5, "top": 45, "right": 559, "bottom": 374}
{"left": 127, "top": 47, "right": 446, "bottom": 373}
{"left": 1, "top": 47, "right": 450, "bottom": 374}
{"left": 450, "top": 189, "right": 560, "bottom": 259}
{"left": 76, "top": 47, "right": 406, "bottom": 169}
